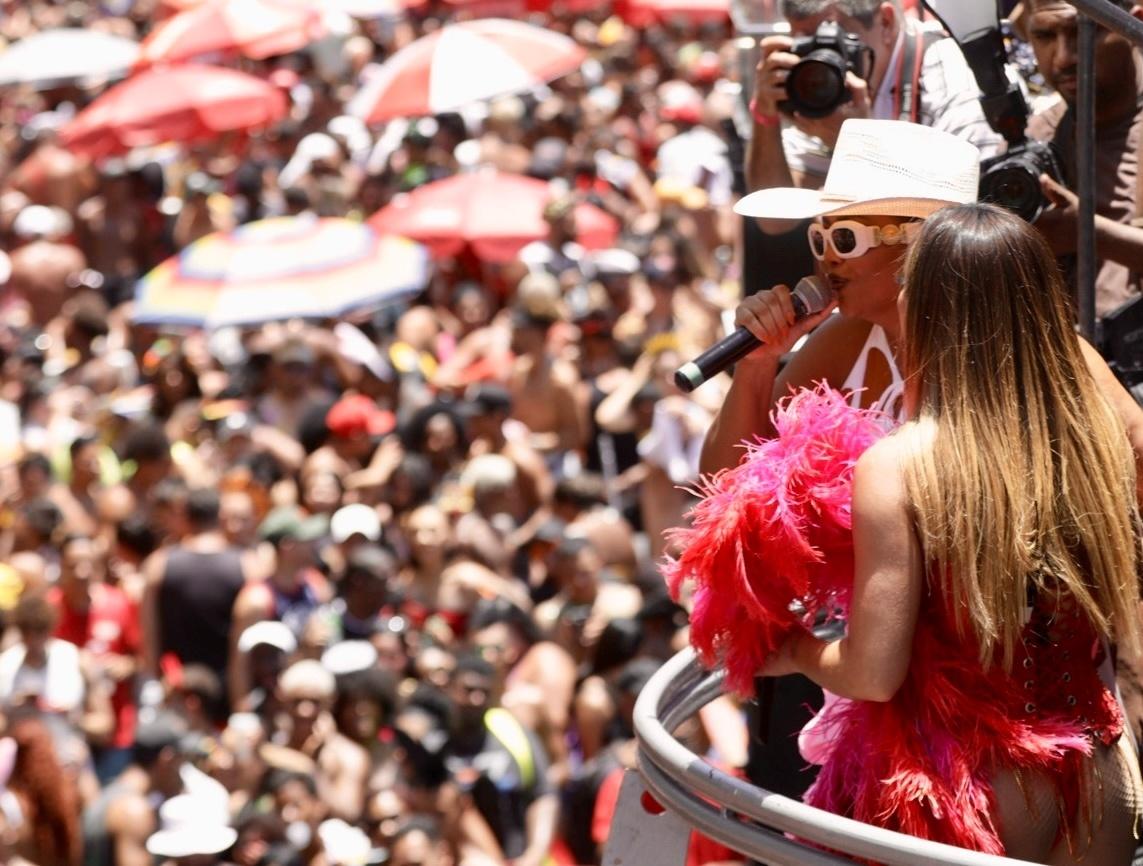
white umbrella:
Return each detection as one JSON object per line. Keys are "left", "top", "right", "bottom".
{"left": 0, "top": 29, "right": 140, "bottom": 89}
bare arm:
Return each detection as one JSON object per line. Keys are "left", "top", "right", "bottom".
{"left": 1039, "top": 174, "right": 1143, "bottom": 278}
{"left": 516, "top": 793, "right": 560, "bottom": 866}
{"left": 1080, "top": 337, "right": 1143, "bottom": 507}
{"left": 769, "top": 435, "right": 923, "bottom": 701}
{"left": 138, "top": 550, "right": 166, "bottom": 680}
{"left": 319, "top": 737, "right": 369, "bottom": 822}
{"left": 594, "top": 353, "right": 655, "bottom": 434}
{"left": 249, "top": 424, "right": 306, "bottom": 474}
{"left": 227, "top": 584, "right": 271, "bottom": 711}
{"left": 745, "top": 36, "right": 797, "bottom": 195}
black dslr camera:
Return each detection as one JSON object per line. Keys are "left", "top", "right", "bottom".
{"left": 979, "top": 136, "right": 1064, "bottom": 224}
{"left": 778, "top": 21, "right": 874, "bottom": 119}
{"left": 918, "top": 3, "right": 1064, "bottom": 223}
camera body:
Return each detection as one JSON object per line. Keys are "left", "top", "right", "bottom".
{"left": 978, "top": 139, "right": 1064, "bottom": 223}
{"left": 779, "top": 21, "right": 873, "bottom": 119}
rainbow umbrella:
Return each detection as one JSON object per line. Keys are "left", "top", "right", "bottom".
{"left": 134, "top": 216, "right": 428, "bottom": 329}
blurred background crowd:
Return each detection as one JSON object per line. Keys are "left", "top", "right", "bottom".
{"left": 0, "top": 0, "right": 1131, "bottom": 865}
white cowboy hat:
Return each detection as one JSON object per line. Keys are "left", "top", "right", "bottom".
{"left": 735, "top": 119, "right": 981, "bottom": 221}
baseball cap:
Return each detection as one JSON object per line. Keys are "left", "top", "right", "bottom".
{"left": 237, "top": 620, "right": 298, "bottom": 655}
{"left": 585, "top": 248, "right": 640, "bottom": 279}
{"left": 257, "top": 506, "right": 329, "bottom": 545}
{"left": 326, "top": 395, "right": 395, "bottom": 438}
{"left": 134, "top": 711, "right": 190, "bottom": 755}
{"left": 330, "top": 503, "right": 382, "bottom": 544}
{"left": 321, "top": 641, "right": 378, "bottom": 676}
{"left": 273, "top": 340, "right": 316, "bottom": 367}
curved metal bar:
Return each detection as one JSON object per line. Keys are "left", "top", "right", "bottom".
{"left": 634, "top": 649, "right": 1043, "bottom": 866}
{"left": 637, "top": 750, "right": 856, "bottom": 865}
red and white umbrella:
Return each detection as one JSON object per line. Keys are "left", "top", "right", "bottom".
{"left": 368, "top": 170, "right": 619, "bottom": 262}
{"left": 139, "top": 0, "right": 326, "bottom": 66}
{"left": 59, "top": 65, "right": 287, "bottom": 160}
{"left": 348, "top": 19, "right": 586, "bottom": 124}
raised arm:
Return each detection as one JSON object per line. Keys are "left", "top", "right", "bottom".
{"left": 700, "top": 289, "right": 838, "bottom": 475}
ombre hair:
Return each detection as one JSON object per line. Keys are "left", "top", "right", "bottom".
{"left": 899, "top": 203, "right": 1142, "bottom": 668}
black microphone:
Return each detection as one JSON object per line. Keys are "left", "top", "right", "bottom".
{"left": 673, "top": 275, "right": 833, "bottom": 393}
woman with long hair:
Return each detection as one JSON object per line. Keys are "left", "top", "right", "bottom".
{"left": 5, "top": 716, "right": 82, "bottom": 866}
{"left": 763, "top": 203, "right": 1143, "bottom": 862}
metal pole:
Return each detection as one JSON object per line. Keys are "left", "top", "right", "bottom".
{"left": 1076, "top": 14, "right": 1097, "bottom": 339}
{"left": 1068, "top": 0, "right": 1143, "bottom": 46}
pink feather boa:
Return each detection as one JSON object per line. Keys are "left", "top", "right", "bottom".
{"left": 662, "top": 384, "right": 1120, "bottom": 857}
{"left": 662, "top": 383, "right": 887, "bottom": 696}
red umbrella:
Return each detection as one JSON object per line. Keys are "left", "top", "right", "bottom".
{"left": 368, "top": 170, "right": 619, "bottom": 263}
{"left": 138, "top": 0, "right": 326, "bottom": 66}
{"left": 347, "top": 19, "right": 585, "bottom": 124}
{"left": 59, "top": 66, "right": 287, "bottom": 160}
{"left": 161, "top": 0, "right": 422, "bottom": 19}
{"left": 618, "top": 0, "right": 728, "bottom": 26}
{"left": 441, "top": 0, "right": 527, "bottom": 17}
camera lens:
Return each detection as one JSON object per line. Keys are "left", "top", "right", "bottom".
{"left": 787, "top": 51, "right": 847, "bottom": 118}
{"left": 980, "top": 164, "right": 1044, "bottom": 223}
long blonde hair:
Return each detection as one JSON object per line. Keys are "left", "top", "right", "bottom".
{"left": 900, "top": 203, "right": 1142, "bottom": 668}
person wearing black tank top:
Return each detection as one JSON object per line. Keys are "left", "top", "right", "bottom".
{"left": 141, "top": 489, "right": 253, "bottom": 709}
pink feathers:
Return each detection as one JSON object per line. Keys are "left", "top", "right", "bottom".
{"left": 662, "top": 384, "right": 888, "bottom": 696}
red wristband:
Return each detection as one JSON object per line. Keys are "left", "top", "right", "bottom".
{"left": 748, "top": 97, "right": 781, "bottom": 127}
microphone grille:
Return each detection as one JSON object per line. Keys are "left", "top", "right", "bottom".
{"left": 793, "top": 275, "right": 833, "bottom": 315}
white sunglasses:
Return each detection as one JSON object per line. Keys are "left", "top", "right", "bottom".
{"left": 807, "top": 220, "right": 920, "bottom": 261}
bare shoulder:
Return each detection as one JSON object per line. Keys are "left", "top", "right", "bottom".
{"left": 106, "top": 790, "right": 155, "bottom": 835}
{"left": 854, "top": 422, "right": 931, "bottom": 506}
{"left": 776, "top": 316, "right": 876, "bottom": 397}
{"left": 550, "top": 358, "right": 582, "bottom": 389}
{"left": 521, "top": 641, "right": 576, "bottom": 677}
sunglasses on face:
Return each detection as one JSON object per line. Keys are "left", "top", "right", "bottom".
{"left": 807, "top": 220, "right": 919, "bottom": 261}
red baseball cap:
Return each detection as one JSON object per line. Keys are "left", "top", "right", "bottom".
{"left": 326, "top": 396, "right": 395, "bottom": 438}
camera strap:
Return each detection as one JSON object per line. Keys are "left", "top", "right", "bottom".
{"left": 894, "top": 24, "right": 926, "bottom": 123}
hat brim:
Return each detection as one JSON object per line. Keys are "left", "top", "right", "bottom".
{"left": 146, "top": 827, "right": 237, "bottom": 859}
{"left": 734, "top": 187, "right": 957, "bottom": 221}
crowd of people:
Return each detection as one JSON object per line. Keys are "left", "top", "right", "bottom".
{"left": 0, "top": 0, "right": 1139, "bottom": 864}
{"left": 0, "top": 1, "right": 746, "bottom": 865}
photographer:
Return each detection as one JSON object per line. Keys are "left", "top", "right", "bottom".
{"left": 746, "top": 0, "right": 1001, "bottom": 232}
{"left": 1024, "top": 0, "right": 1143, "bottom": 318}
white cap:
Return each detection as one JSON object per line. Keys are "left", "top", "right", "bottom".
{"left": 237, "top": 620, "right": 298, "bottom": 655}
{"left": 321, "top": 640, "right": 378, "bottom": 676}
{"left": 330, "top": 503, "right": 382, "bottom": 543}
{"left": 584, "top": 248, "right": 639, "bottom": 278}
{"left": 12, "top": 205, "right": 72, "bottom": 241}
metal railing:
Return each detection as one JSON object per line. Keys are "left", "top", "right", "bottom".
{"left": 605, "top": 648, "right": 1043, "bottom": 866}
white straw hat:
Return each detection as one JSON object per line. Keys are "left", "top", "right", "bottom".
{"left": 735, "top": 119, "right": 981, "bottom": 221}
